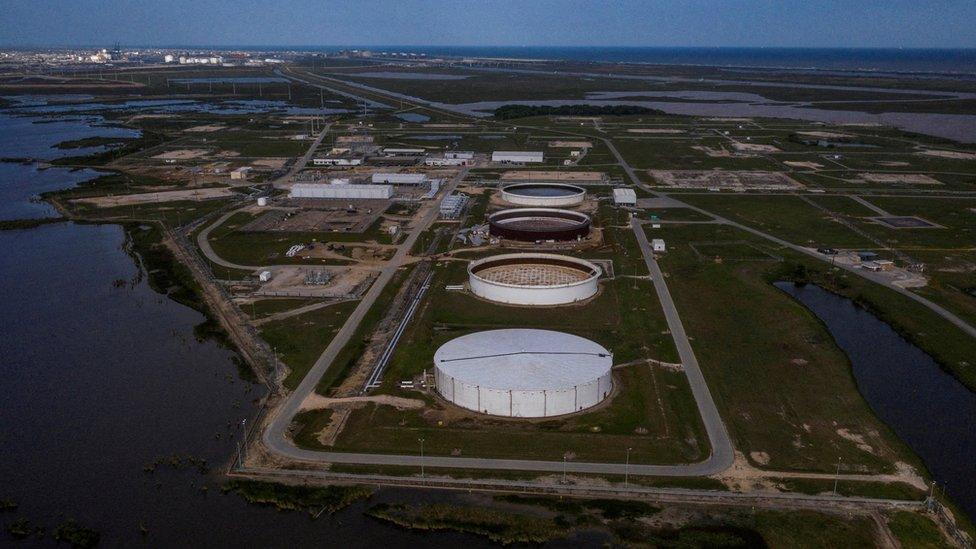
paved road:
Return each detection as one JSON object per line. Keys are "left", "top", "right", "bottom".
{"left": 196, "top": 208, "right": 262, "bottom": 271}
{"left": 195, "top": 123, "right": 333, "bottom": 272}
{"left": 262, "top": 169, "right": 467, "bottom": 457}
{"left": 630, "top": 216, "right": 734, "bottom": 473}
{"left": 259, "top": 170, "right": 737, "bottom": 476}
{"left": 600, "top": 137, "right": 976, "bottom": 340}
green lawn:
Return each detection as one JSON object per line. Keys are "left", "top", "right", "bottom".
{"left": 656, "top": 223, "right": 922, "bottom": 474}
{"left": 259, "top": 300, "right": 359, "bottom": 389}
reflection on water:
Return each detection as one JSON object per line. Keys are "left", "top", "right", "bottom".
{"left": 776, "top": 282, "right": 976, "bottom": 521}
{"left": 0, "top": 223, "right": 555, "bottom": 546}
{"left": 395, "top": 112, "right": 431, "bottom": 122}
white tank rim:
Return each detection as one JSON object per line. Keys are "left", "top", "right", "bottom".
{"left": 467, "top": 253, "right": 602, "bottom": 291}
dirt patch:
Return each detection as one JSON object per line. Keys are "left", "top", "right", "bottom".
{"left": 732, "top": 142, "right": 779, "bottom": 153}
{"left": 750, "top": 451, "right": 771, "bottom": 465}
{"left": 548, "top": 140, "right": 593, "bottom": 148}
{"left": 252, "top": 157, "right": 287, "bottom": 168}
{"left": 299, "top": 393, "right": 425, "bottom": 412}
{"left": 185, "top": 124, "right": 226, "bottom": 133}
{"left": 153, "top": 148, "right": 210, "bottom": 160}
{"left": 836, "top": 428, "right": 875, "bottom": 454}
{"left": 784, "top": 161, "right": 824, "bottom": 169}
{"left": 917, "top": 149, "right": 976, "bottom": 161}
{"left": 650, "top": 170, "right": 804, "bottom": 190}
{"left": 858, "top": 173, "right": 942, "bottom": 185}
{"left": 72, "top": 186, "right": 235, "bottom": 207}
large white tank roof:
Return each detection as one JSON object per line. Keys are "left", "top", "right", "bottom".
{"left": 434, "top": 329, "right": 612, "bottom": 392}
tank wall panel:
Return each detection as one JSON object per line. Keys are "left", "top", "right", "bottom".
{"left": 546, "top": 388, "right": 577, "bottom": 416}
{"left": 469, "top": 276, "right": 598, "bottom": 306}
{"left": 455, "top": 382, "right": 481, "bottom": 412}
{"left": 480, "top": 387, "right": 510, "bottom": 416}
{"left": 511, "top": 390, "right": 546, "bottom": 417}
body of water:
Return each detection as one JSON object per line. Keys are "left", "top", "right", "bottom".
{"left": 0, "top": 222, "right": 610, "bottom": 546}
{"left": 12, "top": 98, "right": 350, "bottom": 116}
{"left": 776, "top": 282, "right": 976, "bottom": 521}
{"left": 322, "top": 46, "right": 976, "bottom": 76}
{"left": 394, "top": 112, "right": 431, "bottom": 122}
{"left": 0, "top": 98, "right": 604, "bottom": 546}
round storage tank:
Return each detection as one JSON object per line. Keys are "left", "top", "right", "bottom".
{"left": 500, "top": 183, "right": 586, "bottom": 207}
{"left": 434, "top": 329, "right": 613, "bottom": 417}
{"left": 468, "top": 253, "right": 601, "bottom": 306}
{"left": 488, "top": 208, "right": 590, "bottom": 241}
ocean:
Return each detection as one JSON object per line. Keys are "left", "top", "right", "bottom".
{"left": 259, "top": 46, "right": 976, "bottom": 76}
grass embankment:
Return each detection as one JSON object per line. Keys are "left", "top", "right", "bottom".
{"left": 248, "top": 298, "right": 320, "bottom": 318}
{"left": 222, "top": 480, "right": 372, "bottom": 516}
{"left": 367, "top": 495, "right": 903, "bottom": 547}
{"left": 313, "top": 268, "right": 410, "bottom": 395}
{"left": 125, "top": 223, "right": 228, "bottom": 344}
{"left": 657, "top": 223, "right": 923, "bottom": 474}
{"left": 259, "top": 301, "right": 359, "bottom": 390}
{"left": 773, "top": 260, "right": 976, "bottom": 393}
{"left": 366, "top": 503, "right": 569, "bottom": 544}
{"left": 672, "top": 192, "right": 976, "bottom": 391}
{"left": 887, "top": 511, "right": 955, "bottom": 549}
{"left": 0, "top": 217, "right": 66, "bottom": 231}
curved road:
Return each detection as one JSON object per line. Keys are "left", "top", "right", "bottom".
{"left": 251, "top": 68, "right": 972, "bottom": 479}
{"left": 248, "top": 67, "right": 737, "bottom": 477}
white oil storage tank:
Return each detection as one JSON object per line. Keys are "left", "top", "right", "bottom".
{"left": 434, "top": 329, "right": 613, "bottom": 418}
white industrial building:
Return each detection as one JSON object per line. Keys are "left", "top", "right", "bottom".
{"left": 427, "top": 151, "right": 474, "bottom": 166}
{"left": 434, "top": 329, "right": 613, "bottom": 418}
{"left": 492, "top": 151, "right": 544, "bottom": 163}
{"left": 652, "top": 239, "right": 666, "bottom": 252}
{"left": 290, "top": 183, "right": 393, "bottom": 199}
{"left": 425, "top": 157, "right": 468, "bottom": 167}
{"left": 371, "top": 172, "right": 428, "bottom": 185}
{"left": 381, "top": 147, "right": 426, "bottom": 156}
{"left": 612, "top": 187, "right": 637, "bottom": 206}
{"left": 313, "top": 157, "right": 362, "bottom": 166}
{"left": 468, "top": 253, "right": 601, "bottom": 306}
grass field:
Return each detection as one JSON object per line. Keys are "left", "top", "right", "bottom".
{"left": 206, "top": 211, "right": 391, "bottom": 266}
{"left": 259, "top": 300, "right": 359, "bottom": 389}
{"left": 654, "top": 223, "right": 922, "bottom": 474}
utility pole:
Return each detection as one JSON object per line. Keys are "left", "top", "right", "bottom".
{"left": 418, "top": 437, "right": 425, "bottom": 479}
{"left": 239, "top": 418, "right": 248, "bottom": 467}
{"left": 562, "top": 455, "right": 567, "bottom": 484}
{"left": 625, "top": 447, "right": 633, "bottom": 486}
{"left": 833, "top": 457, "right": 842, "bottom": 494}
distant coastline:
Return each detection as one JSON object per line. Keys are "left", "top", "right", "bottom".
{"left": 23, "top": 45, "right": 971, "bottom": 76}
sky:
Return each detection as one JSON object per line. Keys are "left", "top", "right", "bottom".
{"left": 1, "top": 0, "right": 974, "bottom": 49}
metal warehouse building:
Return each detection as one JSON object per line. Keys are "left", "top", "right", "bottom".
{"left": 492, "top": 151, "right": 544, "bottom": 163}
{"left": 612, "top": 188, "right": 637, "bottom": 206}
{"left": 290, "top": 183, "right": 393, "bottom": 199}
{"left": 434, "top": 329, "right": 614, "bottom": 417}
{"left": 371, "top": 172, "right": 429, "bottom": 185}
